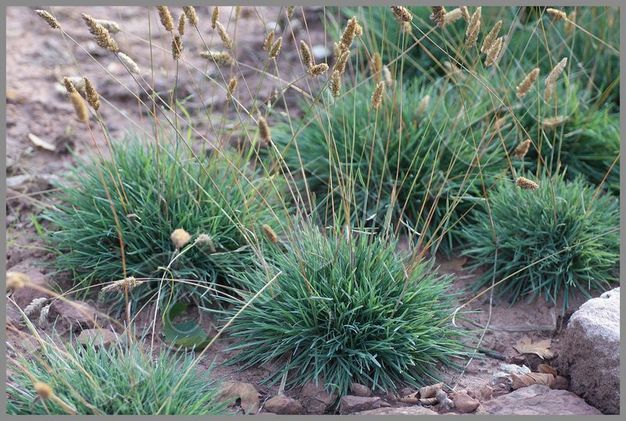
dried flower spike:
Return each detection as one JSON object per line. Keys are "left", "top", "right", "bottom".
{"left": 262, "top": 224, "right": 278, "bottom": 243}
{"left": 308, "top": 63, "right": 329, "bottom": 77}
{"left": 372, "top": 52, "right": 382, "bottom": 82}
{"left": 330, "top": 70, "right": 342, "bottom": 97}
{"left": 340, "top": 17, "right": 358, "bottom": 51}
{"left": 69, "top": 91, "right": 89, "bottom": 122}
{"left": 35, "top": 10, "right": 60, "bottom": 29}
{"left": 269, "top": 36, "right": 283, "bottom": 59}
{"left": 481, "top": 20, "right": 502, "bottom": 54}
{"left": 465, "top": 7, "right": 482, "bottom": 47}
{"left": 200, "top": 50, "right": 234, "bottom": 65}
{"left": 211, "top": 7, "right": 219, "bottom": 29}
{"left": 430, "top": 6, "right": 446, "bottom": 27}
{"left": 63, "top": 77, "right": 77, "bottom": 94}
{"left": 542, "top": 116, "right": 568, "bottom": 129}
{"left": 34, "top": 382, "right": 53, "bottom": 400}
{"left": 371, "top": 81, "right": 385, "bottom": 109}
{"left": 171, "top": 34, "right": 183, "bottom": 60}
{"left": 263, "top": 31, "right": 275, "bottom": 51}
{"left": 178, "top": 13, "right": 186, "bottom": 35}
{"left": 382, "top": 65, "right": 393, "bottom": 87}
{"left": 171, "top": 228, "right": 191, "bottom": 249}
{"left": 516, "top": 176, "right": 539, "bottom": 190}
{"left": 514, "top": 139, "right": 532, "bottom": 159}
{"left": 443, "top": 8, "right": 464, "bottom": 25}
{"left": 117, "top": 52, "right": 141, "bottom": 75}
{"left": 545, "top": 57, "right": 568, "bottom": 86}
{"left": 516, "top": 67, "right": 539, "bottom": 98}
{"left": 156, "top": 6, "right": 174, "bottom": 32}
{"left": 227, "top": 77, "right": 237, "bottom": 100}
{"left": 183, "top": 6, "right": 198, "bottom": 26}
{"left": 484, "top": 36, "right": 504, "bottom": 67}
{"left": 333, "top": 50, "right": 350, "bottom": 75}
{"left": 82, "top": 13, "right": 119, "bottom": 53}
{"left": 258, "top": 116, "right": 271, "bottom": 143}
{"left": 546, "top": 8, "right": 567, "bottom": 21}
{"left": 215, "top": 21, "right": 232, "bottom": 50}
{"left": 83, "top": 77, "right": 100, "bottom": 111}
{"left": 460, "top": 6, "right": 470, "bottom": 21}
{"left": 299, "top": 40, "right": 314, "bottom": 68}
{"left": 95, "top": 19, "right": 121, "bottom": 34}
{"left": 392, "top": 6, "right": 413, "bottom": 23}
{"left": 101, "top": 276, "right": 145, "bottom": 293}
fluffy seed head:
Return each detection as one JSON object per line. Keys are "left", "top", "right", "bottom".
{"left": 69, "top": 91, "right": 89, "bottom": 122}
{"left": 178, "top": 13, "right": 186, "bottom": 35}
{"left": 24, "top": 297, "right": 49, "bottom": 317}
{"left": 443, "top": 8, "right": 464, "bottom": 25}
{"left": 117, "top": 52, "right": 140, "bottom": 75}
{"left": 258, "top": 116, "right": 271, "bottom": 142}
{"left": 308, "top": 63, "right": 329, "bottom": 77}
{"left": 546, "top": 8, "right": 567, "bottom": 21}
{"left": 514, "top": 139, "right": 532, "bottom": 159}
{"left": 545, "top": 57, "right": 568, "bottom": 86}
{"left": 392, "top": 6, "right": 413, "bottom": 23}
{"left": 340, "top": 17, "right": 358, "bottom": 51}
{"left": 82, "top": 13, "right": 119, "bottom": 53}
{"left": 34, "top": 382, "right": 53, "bottom": 400}
{"left": 211, "top": 7, "right": 219, "bottom": 29}
{"left": 7, "top": 272, "right": 29, "bottom": 290}
{"left": 171, "top": 34, "right": 183, "bottom": 60}
{"left": 261, "top": 224, "right": 278, "bottom": 244}
{"left": 215, "top": 22, "right": 232, "bottom": 50}
{"left": 156, "top": 6, "right": 174, "bottom": 31}
{"left": 269, "top": 36, "right": 283, "bottom": 59}
{"left": 299, "top": 40, "right": 313, "bottom": 68}
{"left": 542, "top": 116, "right": 568, "bottom": 129}
{"left": 35, "top": 10, "right": 60, "bottom": 29}
{"left": 333, "top": 50, "right": 350, "bottom": 75}
{"left": 516, "top": 176, "right": 539, "bottom": 190}
{"left": 83, "top": 77, "right": 100, "bottom": 111}
{"left": 465, "top": 7, "right": 481, "bottom": 47}
{"left": 263, "top": 31, "right": 275, "bottom": 51}
{"left": 170, "top": 228, "right": 191, "bottom": 249}
{"left": 430, "top": 6, "right": 446, "bottom": 27}
{"left": 200, "top": 50, "right": 234, "bottom": 65}
{"left": 101, "top": 276, "right": 145, "bottom": 293}
{"left": 516, "top": 67, "right": 539, "bottom": 98}
{"left": 481, "top": 20, "right": 502, "bottom": 53}
{"left": 195, "top": 234, "right": 215, "bottom": 251}
{"left": 484, "top": 36, "right": 504, "bottom": 67}
{"left": 63, "top": 77, "right": 77, "bottom": 94}
{"left": 382, "top": 65, "right": 393, "bottom": 87}
{"left": 227, "top": 77, "right": 237, "bottom": 100}
{"left": 330, "top": 70, "right": 342, "bottom": 97}
{"left": 183, "top": 6, "right": 198, "bottom": 26}
{"left": 371, "top": 81, "right": 385, "bottom": 109}
{"left": 94, "top": 19, "right": 121, "bottom": 33}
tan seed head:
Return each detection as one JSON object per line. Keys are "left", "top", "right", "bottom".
{"left": 156, "top": 6, "right": 174, "bottom": 32}
{"left": 340, "top": 17, "right": 358, "bottom": 51}
{"left": 299, "top": 40, "right": 314, "bottom": 68}
{"left": 200, "top": 50, "right": 234, "bottom": 66}
{"left": 465, "top": 7, "right": 481, "bottom": 47}
{"left": 170, "top": 228, "right": 191, "bottom": 249}
{"left": 484, "top": 36, "right": 504, "bottom": 67}
{"left": 514, "top": 139, "right": 532, "bottom": 159}
{"left": 330, "top": 70, "right": 342, "bottom": 97}
{"left": 546, "top": 8, "right": 567, "bottom": 21}
{"left": 308, "top": 63, "right": 329, "bottom": 77}
{"left": 227, "top": 77, "right": 237, "bottom": 100}
{"left": 263, "top": 31, "right": 275, "bottom": 51}
{"left": 178, "top": 13, "right": 186, "bottom": 35}
{"left": 82, "top": 13, "right": 119, "bottom": 53}
{"left": 392, "top": 6, "right": 413, "bottom": 23}
{"left": 215, "top": 21, "right": 232, "bottom": 50}
{"left": 542, "top": 116, "right": 568, "bottom": 129}
{"left": 443, "top": 8, "right": 464, "bottom": 25}
{"left": 258, "top": 116, "right": 271, "bottom": 143}
{"left": 516, "top": 176, "right": 539, "bottom": 190}
{"left": 69, "top": 91, "right": 89, "bottom": 122}
{"left": 171, "top": 34, "right": 183, "bottom": 60}
{"left": 261, "top": 224, "right": 278, "bottom": 244}
{"left": 516, "top": 67, "right": 539, "bottom": 98}
{"left": 371, "top": 81, "right": 385, "bottom": 109}
{"left": 481, "top": 20, "right": 502, "bottom": 54}
{"left": 35, "top": 10, "right": 60, "bottom": 29}
{"left": 269, "top": 36, "right": 283, "bottom": 59}
{"left": 183, "top": 6, "right": 198, "bottom": 26}
{"left": 211, "top": 7, "right": 219, "bottom": 29}
{"left": 117, "top": 52, "right": 140, "bottom": 75}
{"left": 94, "top": 19, "right": 121, "bottom": 34}
{"left": 83, "top": 77, "right": 100, "bottom": 111}
{"left": 430, "top": 6, "right": 446, "bottom": 27}
{"left": 34, "top": 382, "right": 53, "bottom": 400}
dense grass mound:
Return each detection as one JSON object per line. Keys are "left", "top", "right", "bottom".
{"left": 461, "top": 173, "right": 619, "bottom": 308}
{"left": 43, "top": 139, "right": 286, "bottom": 311}
{"left": 7, "top": 337, "right": 227, "bottom": 415}
{"left": 221, "top": 224, "right": 465, "bottom": 396}
{"left": 271, "top": 79, "right": 510, "bottom": 254}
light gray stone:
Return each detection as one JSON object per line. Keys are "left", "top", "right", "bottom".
{"left": 354, "top": 406, "right": 438, "bottom": 415}
{"left": 481, "top": 384, "right": 602, "bottom": 415}
{"left": 556, "top": 288, "right": 620, "bottom": 414}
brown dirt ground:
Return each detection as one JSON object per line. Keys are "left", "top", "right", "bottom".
{"left": 5, "top": 5, "right": 601, "bottom": 415}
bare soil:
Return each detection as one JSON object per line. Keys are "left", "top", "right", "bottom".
{"left": 5, "top": 6, "right": 600, "bottom": 415}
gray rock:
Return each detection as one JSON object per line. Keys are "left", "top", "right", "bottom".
{"left": 50, "top": 300, "right": 99, "bottom": 331}
{"left": 481, "top": 384, "right": 602, "bottom": 415}
{"left": 76, "top": 328, "right": 118, "bottom": 348}
{"left": 339, "top": 395, "right": 389, "bottom": 414}
{"left": 556, "top": 288, "right": 620, "bottom": 414}
{"left": 354, "top": 406, "right": 438, "bottom": 415}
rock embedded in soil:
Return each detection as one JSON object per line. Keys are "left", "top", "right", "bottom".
{"left": 354, "top": 406, "right": 438, "bottom": 415}
{"left": 76, "top": 328, "right": 118, "bottom": 348}
{"left": 349, "top": 382, "right": 372, "bottom": 397}
{"left": 217, "top": 381, "right": 260, "bottom": 415}
{"left": 7, "top": 264, "right": 51, "bottom": 309}
{"left": 556, "top": 287, "right": 620, "bottom": 414}
{"left": 451, "top": 390, "right": 480, "bottom": 413}
{"left": 481, "top": 384, "right": 602, "bottom": 415}
{"left": 50, "top": 300, "right": 99, "bottom": 331}
{"left": 264, "top": 394, "right": 303, "bottom": 415}
{"left": 339, "top": 395, "right": 390, "bottom": 414}
{"left": 299, "top": 382, "right": 336, "bottom": 414}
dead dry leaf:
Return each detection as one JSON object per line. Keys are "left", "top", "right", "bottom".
{"left": 511, "top": 372, "right": 555, "bottom": 390}
{"left": 419, "top": 382, "right": 444, "bottom": 399}
{"left": 398, "top": 392, "right": 419, "bottom": 404}
{"left": 28, "top": 133, "right": 56, "bottom": 151}
{"left": 513, "top": 335, "right": 554, "bottom": 359}
{"left": 537, "top": 363, "right": 558, "bottom": 376}
{"left": 217, "top": 381, "right": 260, "bottom": 414}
